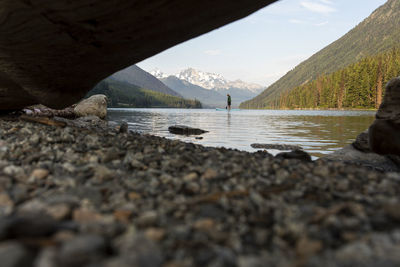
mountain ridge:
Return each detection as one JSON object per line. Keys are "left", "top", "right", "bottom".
{"left": 241, "top": 0, "right": 400, "bottom": 109}
{"left": 111, "top": 65, "right": 182, "bottom": 97}
{"left": 88, "top": 79, "right": 202, "bottom": 108}
{"left": 151, "top": 68, "right": 264, "bottom": 93}
{"left": 159, "top": 76, "right": 229, "bottom": 108}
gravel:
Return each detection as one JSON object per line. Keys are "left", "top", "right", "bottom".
{"left": 0, "top": 115, "right": 399, "bottom": 266}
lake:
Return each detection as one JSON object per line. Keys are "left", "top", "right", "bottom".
{"left": 107, "top": 108, "right": 376, "bottom": 158}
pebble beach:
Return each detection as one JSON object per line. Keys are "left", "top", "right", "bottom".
{"left": 0, "top": 115, "right": 400, "bottom": 267}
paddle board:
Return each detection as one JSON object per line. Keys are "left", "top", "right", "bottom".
{"left": 216, "top": 108, "right": 241, "bottom": 111}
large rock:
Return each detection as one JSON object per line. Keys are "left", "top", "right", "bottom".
{"left": 74, "top": 95, "right": 107, "bottom": 119}
{"left": 0, "top": 0, "right": 276, "bottom": 110}
{"left": 321, "top": 144, "right": 400, "bottom": 172}
{"left": 322, "top": 128, "right": 400, "bottom": 172}
{"left": 369, "top": 77, "right": 400, "bottom": 155}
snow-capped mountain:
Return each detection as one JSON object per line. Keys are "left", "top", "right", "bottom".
{"left": 150, "top": 68, "right": 169, "bottom": 79}
{"left": 175, "top": 68, "right": 264, "bottom": 94}
{"left": 175, "top": 68, "right": 227, "bottom": 90}
{"left": 152, "top": 68, "right": 264, "bottom": 94}
{"left": 150, "top": 67, "right": 265, "bottom": 107}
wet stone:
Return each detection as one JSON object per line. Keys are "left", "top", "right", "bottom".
{"left": 57, "top": 235, "right": 108, "bottom": 267}
{"left": 0, "top": 242, "right": 34, "bottom": 267}
{"left": 276, "top": 150, "right": 312, "bottom": 162}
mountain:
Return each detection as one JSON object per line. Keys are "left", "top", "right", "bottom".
{"left": 111, "top": 65, "right": 182, "bottom": 97}
{"left": 152, "top": 68, "right": 264, "bottom": 107}
{"left": 87, "top": 79, "right": 202, "bottom": 108}
{"left": 241, "top": 0, "right": 400, "bottom": 109}
{"left": 175, "top": 68, "right": 264, "bottom": 94}
{"left": 277, "top": 47, "right": 400, "bottom": 109}
{"left": 160, "top": 76, "right": 228, "bottom": 108}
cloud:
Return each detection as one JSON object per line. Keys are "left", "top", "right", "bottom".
{"left": 300, "top": 1, "right": 336, "bottom": 14}
{"left": 319, "top": 0, "right": 333, "bottom": 4}
{"left": 289, "top": 19, "right": 329, "bottom": 26}
{"left": 289, "top": 19, "right": 306, "bottom": 24}
{"left": 314, "top": 21, "right": 328, "bottom": 26}
{"left": 204, "top": 49, "right": 221, "bottom": 56}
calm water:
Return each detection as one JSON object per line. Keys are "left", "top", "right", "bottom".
{"left": 107, "top": 108, "right": 376, "bottom": 158}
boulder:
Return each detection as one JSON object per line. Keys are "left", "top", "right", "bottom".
{"left": 0, "top": 0, "right": 277, "bottom": 110}
{"left": 369, "top": 77, "right": 400, "bottom": 155}
{"left": 321, "top": 128, "right": 400, "bottom": 172}
{"left": 168, "top": 125, "right": 208, "bottom": 135}
{"left": 352, "top": 130, "right": 370, "bottom": 153}
{"left": 74, "top": 95, "right": 107, "bottom": 119}
{"left": 321, "top": 145, "right": 400, "bottom": 172}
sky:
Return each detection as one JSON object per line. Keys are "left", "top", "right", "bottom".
{"left": 137, "top": 0, "right": 388, "bottom": 87}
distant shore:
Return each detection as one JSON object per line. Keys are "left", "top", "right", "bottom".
{"left": 240, "top": 107, "right": 378, "bottom": 111}
{"left": 0, "top": 115, "right": 399, "bottom": 266}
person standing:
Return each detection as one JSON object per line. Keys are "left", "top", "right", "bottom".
{"left": 227, "top": 94, "right": 231, "bottom": 110}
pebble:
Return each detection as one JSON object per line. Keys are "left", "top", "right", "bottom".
{"left": 57, "top": 235, "right": 107, "bottom": 267}
{"left": 0, "top": 116, "right": 398, "bottom": 267}
{"left": 0, "top": 242, "right": 34, "bottom": 267}
{"left": 201, "top": 169, "right": 218, "bottom": 180}
{"left": 136, "top": 211, "right": 158, "bottom": 227}
{"left": 29, "top": 168, "right": 49, "bottom": 180}
{"left": 46, "top": 204, "right": 71, "bottom": 221}
{"left": 73, "top": 208, "right": 103, "bottom": 224}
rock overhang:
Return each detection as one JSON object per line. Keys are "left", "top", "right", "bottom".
{"left": 0, "top": 0, "right": 278, "bottom": 110}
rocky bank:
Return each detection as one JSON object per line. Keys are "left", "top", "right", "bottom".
{"left": 0, "top": 114, "right": 399, "bottom": 267}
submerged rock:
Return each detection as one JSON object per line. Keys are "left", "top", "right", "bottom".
{"left": 168, "top": 125, "right": 208, "bottom": 135}
{"left": 251, "top": 143, "right": 302, "bottom": 151}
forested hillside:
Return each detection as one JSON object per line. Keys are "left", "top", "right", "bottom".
{"left": 241, "top": 0, "right": 400, "bottom": 109}
{"left": 87, "top": 79, "right": 202, "bottom": 108}
{"left": 111, "top": 65, "right": 182, "bottom": 97}
{"left": 274, "top": 47, "right": 400, "bottom": 109}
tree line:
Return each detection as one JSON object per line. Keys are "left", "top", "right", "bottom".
{"left": 88, "top": 79, "right": 202, "bottom": 109}
{"left": 276, "top": 47, "right": 400, "bottom": 109}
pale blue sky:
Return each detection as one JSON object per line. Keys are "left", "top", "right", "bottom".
{"left": 138, "top": 0, "right": 387, "bottom": 87}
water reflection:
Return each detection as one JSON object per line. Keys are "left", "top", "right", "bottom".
{"left": 108, "top": 108, "right": 375, "bottom": 158}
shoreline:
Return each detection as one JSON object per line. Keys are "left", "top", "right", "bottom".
{"left": 240, "top": 107, "right": 378, "bottom": 111}
{"left": 0, "top": 115, "right": 399, "bottom": 266}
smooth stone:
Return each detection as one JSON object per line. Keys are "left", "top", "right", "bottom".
{"left": 114, "top": 233, "right": 163, "bottom": 267}
{"left": 0, "top": 242, "right": 34, "bottom": 267}
{"left": 29, "top": 168, "right": 50, "bottom": 180}
{"left": 57, "top": 235, "right": 107, "bottom": 267}
{"left": 0, "top": 193, "right": 14, "bottom": 216}
{"left": 74, "top": 95, "right": 108, "bottom": 119}
{"left": 34, "top": 247, "right": 58, "bottom": 267}
{"left": 0, "top": 214, "right": 62, "bottom": 240}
